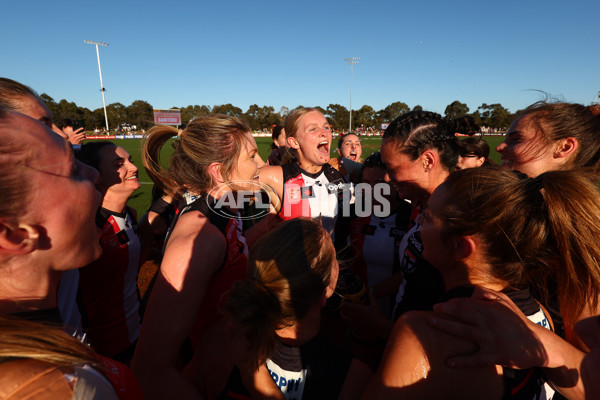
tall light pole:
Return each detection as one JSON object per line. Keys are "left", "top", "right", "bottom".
{"left": 344, "top": 57, "right": 359, "bottom": 133}
{"left": 84, "top": 40, "right": 110, "bottom": 132}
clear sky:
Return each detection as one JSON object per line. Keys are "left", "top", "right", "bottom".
{"left": 2, "top": 0, "right": 599, "bottom": 115}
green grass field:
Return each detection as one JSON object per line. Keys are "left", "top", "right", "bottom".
{"left": 114, "top": 135, "right": 505, "bottom": 217}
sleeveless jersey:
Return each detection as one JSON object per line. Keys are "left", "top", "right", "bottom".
{"left": 348, "top": 199, "right": 412, "bottom": 317}
{"left": 218, "top": 333, "right": 351, "bottom": 400}
{"left": 173, "top": 194, "right": 249, "bottom": 347}
{"left": 392, "top": 205, "right": 445, "bottom": 320}
{"left": 279, "top": 163, "right": 350, "bottom": 235}
{"left": 77, "top": 207, "right": 141, "bottom": 358}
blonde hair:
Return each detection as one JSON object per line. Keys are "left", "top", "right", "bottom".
{"left": 224, "top": 218, "right": 335, "bottom": 368}
{"left": 0, "top": 316, "right": 99, "bottom": 368}
{"left": 142, "top": 114, "right": 251, "bottom": 196}
{"left": 281, "top": 107, "right": 320, "bottom": 165}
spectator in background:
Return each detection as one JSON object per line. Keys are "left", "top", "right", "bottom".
{"left": 267, "top": 123, "right": 286, "bottom": 165}
{"left": 75, "top": 141, "right": 143, "bottom": 365}
{"left": 60, "top": 118, "right": 86, "bottom": 146}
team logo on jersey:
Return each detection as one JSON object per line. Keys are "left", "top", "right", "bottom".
{"left": 207, "top": 181, "right": 277, "bottom": 221}
{"left": 300, "top": 186, "right": 314, "bottom": 199}
{"left": 390, "top": 227, "right": 403, "bottom": 238}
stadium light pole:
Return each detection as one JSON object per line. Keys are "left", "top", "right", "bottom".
{"left": 344, "top": 57, "right": 359, "bottom": 133}
{"left": 84, "top": 40, "right": 110, "bottom": 132}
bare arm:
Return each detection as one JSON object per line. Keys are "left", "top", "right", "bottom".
{"left": 363, "top": 311, "right": 501, "bottom": 399}
{"left": 429, "top": 287, "right": 587, "bottom": 399}
{"left": 132, "top": 211, "right": 226, "bottom": 399}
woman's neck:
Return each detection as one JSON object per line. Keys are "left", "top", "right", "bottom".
{"left": 441, "top": 263, "right": 508, "bottom": 293}
{"left": 297, "top": 159, "right": 323, "bottom": 175}
{"left": 102, "top": 191, "right": 130, "bottom": 214}
{"left": 0, "top": 261, "right": 58, "bottom": 314}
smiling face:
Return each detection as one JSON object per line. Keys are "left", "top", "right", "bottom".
{"left": 288, "top": 110, "right": 332, "bottom": 173}
{"left": 338, "top": 134, "right": 362, "bottom": 162}
{"left": 496, "top": 115, "right": 562, "bottom": 177}
{"left": 381, "top": 139, "right": 432, "bottom": 201}
{"left": 17, "top": 115, "right": 102, "bottom": 270}
{"left": 96, "top": 145, "right": 140, "bottom": 197}
{"left": 228, "top": 133, "right": 262, "bottom": 190}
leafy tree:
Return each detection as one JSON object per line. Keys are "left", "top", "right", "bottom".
{"left": 384, "top": 101, "right": 410, "bottom": 122}
{"left": 354, "top": 105, "right": 376, "bottom": 129}
{"left": 127, "top": 100, "right": 154, "bottom": 129}
{"left": 180, "top": 105, "right": 211, "bottom": 125}
{"left": 477, "top": 103, "right": 511, "bottom": 130}
{"left": 412, "top": 105, "right": 423, "bottom": 112}
{"left": 106, "top": 102, "right": 128, "bottom": 127}
{"left": 444, "top": 101, "right": 469, "bottom": 119}
{"left": 325, "top": 104, "right": 349, "bottom": 131}
{"left": 212, "top": 103, "right": 242, "bottom": 117}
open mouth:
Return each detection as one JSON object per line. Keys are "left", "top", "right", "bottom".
{"left": 317, "top": 141, "right": 329, "bottom": 156}
{"left": 348, "top": 152, "right": 357, "bottom": 161}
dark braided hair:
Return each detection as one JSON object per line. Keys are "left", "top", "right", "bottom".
{"left": 383, "top": 111, "right": 479, "bottom": 172}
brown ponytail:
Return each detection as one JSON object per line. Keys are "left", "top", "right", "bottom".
{"left": 224, "top": 218, "right": 336, "bottom": 369}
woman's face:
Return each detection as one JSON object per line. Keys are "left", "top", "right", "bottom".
{"left": 380, "top": 139, "right": 432, "bottom": 200}
{"left": 288, "top": 111, "right": 332, "bottom": 173}
{"left": 417, "top": 186, "right": 453, "bottom": 270}
{"left": 228, "top": 133, "right": 263, "bottom": 190}
{"left": 338, "top": 134, "right": 362, "bottom": 162}
{"left": 274, "top": 129, "right": 287, "bottom": 149}
{"left": 456, "top": 154, "right": 485, "bottom": 170}
{"left": 496, "top": 114, "right": 562, "bottom": 177}
{"left": 96, "top": 145, "right": 140, "bottom": 196}
{"left": 21, "top": 116, "right": 102, "bottom": 270}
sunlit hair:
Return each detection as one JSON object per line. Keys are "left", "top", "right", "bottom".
{"left": 224, "top": 218, "right": 336, "bottom": 369}
{"left": 0, "top": 107, "right": 31, "bottom": 218}
{"left": 382, "top": 111, "right": 479, "bottom": 172}
{"left": 281, "top": 107, "right": 320, "bottom": 164}
{"left": 0, "top": 77, "right": 39, "bottom": 110}
{"left": 518, "top": 102, "right": 600, "bottom": 171}
{"left": 142, "top": 114, "right": 251, "bottom": 196}
{"left": 439, "top": 165, "right": 600, "bottom": 329}
{"left": 0, "top": 315, "right": 99, "bottom": 368}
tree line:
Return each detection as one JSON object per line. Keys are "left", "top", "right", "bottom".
{"left": 40, "top": 94, "right": 520, "bottom": 132}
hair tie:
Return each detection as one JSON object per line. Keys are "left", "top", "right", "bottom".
{"left": 524, "top": 176, "right": 544, "bottom": 191}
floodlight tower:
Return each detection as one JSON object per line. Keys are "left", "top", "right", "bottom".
{"left": 344, "top": 57, "right": 360, "bottom": 133}
{"left": 84, "top": 40, "right": 110, "bottom": 132}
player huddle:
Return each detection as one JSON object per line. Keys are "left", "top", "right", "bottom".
{"left": 2, "top": 76, "right": 600, "bottom": 399}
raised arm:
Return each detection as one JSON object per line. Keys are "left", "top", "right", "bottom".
{"left": 132, "top": 211, "right": 226, "bottom": 399}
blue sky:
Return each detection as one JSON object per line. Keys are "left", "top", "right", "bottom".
{"left": 2, "top": 0, "right": 598, "bottom": 115}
